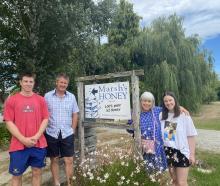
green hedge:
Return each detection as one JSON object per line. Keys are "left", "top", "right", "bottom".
{"left": 0, "top": 123, "right": 11, "bottom": 148}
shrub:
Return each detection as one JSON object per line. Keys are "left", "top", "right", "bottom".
{"left": 0, "top": 123, "right": 11, "bottom": 149}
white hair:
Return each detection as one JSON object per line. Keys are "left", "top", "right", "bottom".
{"left": 140, "top": 91, "right": 155, "bottom": 107}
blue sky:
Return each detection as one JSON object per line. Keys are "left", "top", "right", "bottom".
{"left": 203, "top": 35, "right": 220, "bottom": 74}
{"left": 129, "top": 0, "right": 220, "bottom": 75}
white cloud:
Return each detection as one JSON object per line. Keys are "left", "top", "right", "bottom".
{"left": 129, "top": 0, "right": 220, "bottom": 40}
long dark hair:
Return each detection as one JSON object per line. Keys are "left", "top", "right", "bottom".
{"left": 161, "top": 91, "right": 180, "bottom": 120}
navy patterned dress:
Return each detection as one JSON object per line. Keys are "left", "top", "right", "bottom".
{"left": 140, "top": 107, "right": 167, "bottom": 174}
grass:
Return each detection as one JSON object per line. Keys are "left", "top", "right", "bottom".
{"left": 192, "top": 102, "right": 220, "bottom": 131}
{"left": 189, "top": 150, "right": 220, "bottom": 186}
{"left": 193, "top": 118, "right": 220, "bottom": 131}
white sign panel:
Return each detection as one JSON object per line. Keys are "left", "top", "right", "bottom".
{"left": 85, "top": 81, "right": 131, "bottom": 120}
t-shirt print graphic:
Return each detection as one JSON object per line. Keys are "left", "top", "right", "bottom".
{"left": 22, "top": 105, "right": 34, "bottom": 113}
{"left": 164, "top": 121, "right": 177, "bottom": 141}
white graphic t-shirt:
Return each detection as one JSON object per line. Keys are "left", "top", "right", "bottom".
{"left": 160, "top": 113, "right": 197, "bottom": 159}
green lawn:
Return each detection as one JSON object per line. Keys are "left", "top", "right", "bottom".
{"left": 194, "top": 118, "right": 220, "bottom": 131}
{"left": 192, "top": 102, "right": 220, "bottom": 131}
{"left": 189, "top": 150, "right": 220, "bottom": 186}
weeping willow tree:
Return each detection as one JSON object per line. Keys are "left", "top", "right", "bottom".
{"left": 131, "top": 15, "right": 217, "bottom": 111}
{"left": 145, "top": 61, "right": 179, "bottom": 104}
{"left": 95, "top": 1, "right": 217, "bottom": 111}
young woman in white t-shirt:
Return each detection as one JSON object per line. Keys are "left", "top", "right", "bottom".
{"left": 160, "top": 91, "right": 197, "bottom": 186}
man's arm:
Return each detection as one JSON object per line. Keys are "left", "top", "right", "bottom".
{"left": 6, "top": 121, "right": 36, "bottom": 147}
{"left": 31, "top": 118, "right": 48, "bottom": 141}
{"left": 72, "top": 112, "right": 78, "bottom": 130}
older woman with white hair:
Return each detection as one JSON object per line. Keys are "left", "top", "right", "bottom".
{"left": 139, "top": 91, "right": 167, "bottom": 175}
{"left": 127, "top": 91, "right": 189, "bottom": 180}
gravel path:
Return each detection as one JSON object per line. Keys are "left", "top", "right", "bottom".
{"left": 100, "top": 128, "right": 220, "bottom": 153}
{"left": 0, "top": 128, "right": 220, "bottom": 185}
{"left": 196, "top": 129, "right": 220, "bottom": 153}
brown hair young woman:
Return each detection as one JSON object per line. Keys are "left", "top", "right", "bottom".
{"left": 160, "top": 91, "right": 197, "bottom": 186}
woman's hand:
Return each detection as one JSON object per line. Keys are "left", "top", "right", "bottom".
{"left": 189, "top": 153, "right": 196, "bottom": 165}
{"left": 180, "top": 106, "right": 189, "bottom": 115}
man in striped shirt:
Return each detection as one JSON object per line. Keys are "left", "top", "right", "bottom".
{"left": 45, "top": 73, "right": 79, "bottom": 186}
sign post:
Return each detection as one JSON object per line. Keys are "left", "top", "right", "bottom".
{"left": 76, "top": 70, "right": 144, "bottom": 163}
{"left": 131, "top": 72, "right": 142, "bottom": 154}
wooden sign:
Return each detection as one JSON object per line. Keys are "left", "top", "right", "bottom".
{"left": 85, "top": 82, "right": 131, "bottom": 120}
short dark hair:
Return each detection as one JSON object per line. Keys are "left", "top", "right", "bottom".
{"left": 56, "top": 73, "right": 69, "bottom": 82}
{"left": 19, "top": 72, "right": 36, "bottom": 81}
{"left": 161, "top": 91, "right": 180, "bottom": 120}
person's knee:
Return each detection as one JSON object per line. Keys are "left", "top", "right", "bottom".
{"left": 32, "top": 168, "right": 42, "bottom": 177}
{"left": 51, "top": 157, "right": 59, "bottom": 164}
{"left": 64, "top": 157, "right": 73, "bottom": 165}
{"left": 12, "top": 175, "right": 22, "bottom": 179}
{"left": 176, "top": 179, "right": 188, "bottom": 186}
{"left": 12, "top": 176, "right": 22, "bottom": 186}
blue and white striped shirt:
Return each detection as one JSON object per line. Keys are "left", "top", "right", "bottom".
{"left": 45, "top": 89, "right": 79, "bottom": 139}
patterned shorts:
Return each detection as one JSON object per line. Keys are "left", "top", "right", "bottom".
{"left": 164, "top": 146, "right": 190, "bottom": 167}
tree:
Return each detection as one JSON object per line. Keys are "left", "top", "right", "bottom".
{"left": 216, "top": 80, "right": 220, "bottom": 101}
{"left": 131, "top": 14, "right": 217, "bottom": 111}
{"left": 108, "top": 0, "right": 141, "bottom": 46}
{"left": 1, "top": 0, "right": 217, "bottom": 111}
{"left": 90, "top": 0, "right": 117, "bottom": 44}
{"left": 96, "top": 0, "right": 141, "bottom": 74}
{"left": 0, "top": 0, "right": 102, "bottom": 97}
